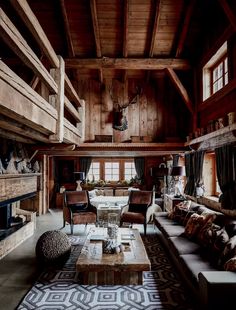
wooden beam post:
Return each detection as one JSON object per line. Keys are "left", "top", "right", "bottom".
{"left": 166, "top": 68, "right": 194, "bottom": 114}
{"left": 49, "top": 56, "right": 65, "bottom": 143}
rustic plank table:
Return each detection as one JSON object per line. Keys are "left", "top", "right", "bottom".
{"left": 76, "top": 227, "right": 151, "bottom": 285}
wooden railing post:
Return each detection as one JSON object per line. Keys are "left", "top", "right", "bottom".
{"left": 49, "top": 56, "right": 65, "bottom": 143}
{"left": 77, "top": 99, "right": 85, "bottom": 141}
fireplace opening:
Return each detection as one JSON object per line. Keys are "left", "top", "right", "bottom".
{"left": 0, "top": 192, "right": 36, "bottom": 242}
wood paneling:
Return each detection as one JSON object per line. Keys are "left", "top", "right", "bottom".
{"left": 80, "top": 78, "right": 190, "bottom": 143}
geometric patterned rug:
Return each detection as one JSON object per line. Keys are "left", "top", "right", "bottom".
{"left": 16, "top": 233, "right": 195, "bottom": 310}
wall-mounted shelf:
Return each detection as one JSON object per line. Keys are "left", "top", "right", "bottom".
{"left": 185, "top": 123, "right": 236, "bottom": 150}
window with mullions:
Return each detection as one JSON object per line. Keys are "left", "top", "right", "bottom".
{"left": 124, "top": 162, "right": 136, "bottom": 180}
{"left": 211, "top": 55, "right": 228, "bottom": 95}
{"left": 105, "top": 162, "right": 119, "bottom": 181}
{"left": 87, "top": 162, "right": 100, "bottom": 182}
{"left": 202, "top": 42, "right": 228, "bottom": 101}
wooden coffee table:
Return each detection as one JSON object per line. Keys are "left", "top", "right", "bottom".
{"left": 76, "top": 227, "right": 151, "bottom": 285}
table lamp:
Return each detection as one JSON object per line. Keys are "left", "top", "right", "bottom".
{"left": 74, "top": 172, "right": 85, "bottom": 191}
{"left": 170, "top": 166, "right": 186, "bottom": 198}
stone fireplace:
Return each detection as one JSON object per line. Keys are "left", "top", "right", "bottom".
{"left": 0, "top": 173, "right": 39, "bottom": 259}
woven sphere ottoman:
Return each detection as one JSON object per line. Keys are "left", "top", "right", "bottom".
{"left": 36, "top": 230, "right": 71, "bottom": 265}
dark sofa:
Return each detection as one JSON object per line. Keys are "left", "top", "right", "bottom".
{"left": 154, "top": 199, "right": 236, "bottom": 310}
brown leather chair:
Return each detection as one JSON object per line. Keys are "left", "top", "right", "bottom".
{"left": 63, "top": 190, "right": 97, "bottom": 234}
{"left": 120, "top": 190, "right": 153, "bottom": 235}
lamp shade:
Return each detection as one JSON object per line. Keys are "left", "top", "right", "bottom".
{"left": 74, "top": 172, "right": 85, "bottom": 180}
{"left": 170, "top": 166, "right": 186, "bottom": 176}
{"left": 156, "top": 167, "right": 169, "bottom": 176}
{"left": 150, "top": 167, "right": 169, "bottom": 177}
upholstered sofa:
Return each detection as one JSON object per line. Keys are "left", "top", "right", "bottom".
{"left": 88, "top": 187, "right": 137, "bottom": 208}
{"left": 154, "top": 199, "right": 236, "bottom": 309}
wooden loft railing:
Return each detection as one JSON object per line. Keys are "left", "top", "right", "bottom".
{"left": 0, "top": 2, "right": 84, "bottom": 145}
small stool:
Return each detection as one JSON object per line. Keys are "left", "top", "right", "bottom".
{"left": 35, "top": 230, "right": 71, "bottom": 265}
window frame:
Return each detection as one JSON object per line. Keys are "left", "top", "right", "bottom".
{"left": 87, "top": 158, "right": 136, "bottom": 183}
{"left": 210, "top": 53, "right": 228, "bottom": 95}
{"left": 202, "top": 152, "right": 221, "bottom": 198}
{"left": 202, "top": 41, "right": 228, "bottom": 101}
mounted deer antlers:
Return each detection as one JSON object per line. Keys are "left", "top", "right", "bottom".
{"left": 107, "top": 82, "right": 142, "bottom": 131}
{"left": 109, "top": 85, "right": 142, "bottom": 112}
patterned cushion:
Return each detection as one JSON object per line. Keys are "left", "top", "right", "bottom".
{"left": 168, "top": 200, "right": 191, "bottom": 223}
{"left": 104, "top": 189, "right": 114, "bottom": 196}
{"left": 95, "top": 189, "right": 104, "bottom": 196}
{"left": 224, "top": 256, "right": 236, "bottom": 271}
{"left": 219, "top": 235, "right": 236, "bottom": 267}
{"left": 213, "top": 227, "right": 229, "bottom": 252}
{"left": 197, "top": 222, "right": 221, "bottom": 248}
{"left": 184, "top": 213, "right": 215, "bottom": 240}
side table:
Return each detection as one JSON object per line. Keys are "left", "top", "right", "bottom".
{"left": 97, "top": 204, "right": 122, "bottom": 225}
{"left": 164, "top": 194, "right": 184, "bottom": 212}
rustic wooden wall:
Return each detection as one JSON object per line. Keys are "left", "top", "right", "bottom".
{"left": 77, "top": 77, "right": 190, "bottom": 143}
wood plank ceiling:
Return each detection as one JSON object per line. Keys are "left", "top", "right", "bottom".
{"left": 1, "top": 0, "right": 232, "bottom": 155}
{"left": 1, "top": 0, "right": 218, "bottom": 82}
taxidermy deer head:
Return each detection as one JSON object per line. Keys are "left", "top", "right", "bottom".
{"left": 109, "top": 85, "right": 142, "bottom": 131}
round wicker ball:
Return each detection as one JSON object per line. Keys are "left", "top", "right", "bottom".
{"left": 35, "top": 230, "right": 71, "bottom": 265}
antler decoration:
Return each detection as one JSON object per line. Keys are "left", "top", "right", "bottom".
{"left": 109, "top": 85, "right": 142, "bottom": 112}
{"left": 109, "top": 83, "right": 142, "bottom": 131}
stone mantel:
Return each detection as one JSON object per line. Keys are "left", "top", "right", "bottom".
{"left": 0, "top": 173, "right": 41, "bottom": 204}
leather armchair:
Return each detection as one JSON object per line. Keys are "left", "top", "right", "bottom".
{"left": 120, "top": 190, "right": 153, "bottom": 235}
{"left": 63, "top": 190, "right": 97, "bottom": 234}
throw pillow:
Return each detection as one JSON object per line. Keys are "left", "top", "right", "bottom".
{"left": 218, "top": 235, "right": 236, "bottom": 268}
{"left": 104, "top": 189, "right": 113, "bottom": 196}
{"left": 184, "top": 213, "right": 215, "bottom": 240}
{"left": 168, "top": 200, "right": 191, "bottom": 222}
{"left": 88, "top": 189, "right": 97, "bottom": 199}
{"left": 224, "top": 219, "right": 236, "bottom": 238}
{"left": 95, "top": 189, "right": 104, "bottom": 196}
{"left": 197, "top": 222, "right": 221, "bottom": 248}
{"left": 224, "top": 256, "right": 236, "bottom": 271}
{"left": 213, "top": 227, "right": 229, "bottom": 252}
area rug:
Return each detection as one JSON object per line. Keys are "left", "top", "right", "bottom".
{"left": 16, "top": 233, "right": 195, "bottom": 310}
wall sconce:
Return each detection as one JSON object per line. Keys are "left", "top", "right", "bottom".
{"left": 74, "top": 172, "right": 85, "bottom": 191}
{"left": 170, "top": 166, "right": 186, "bottom": 198}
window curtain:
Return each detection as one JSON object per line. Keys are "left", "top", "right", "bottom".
{"left": 79, "top": 157, "right": 92, "bottom": 179}
{"left": 134, "top": 157, "right": 145, "bottom": 182}
{"left": 193, "top": 150, "right": 205, "bottom": 196}
{"left": 184, "top": 152, "right": 195, "bottom": 196}
{"left": 215, "top": 145, "right": 236, "bottom": 210}
{"left": 172, "top": 154, "right": 179, "bottom": 167}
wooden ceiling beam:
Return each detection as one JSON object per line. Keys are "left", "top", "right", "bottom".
{"left": 218, "top": 0, "right": 236, "bottom": 32}
{"left": 166, "top": 68, "right": 194, "bottom": 114}
{"left": 90, "top": 0, "right": 102, "bottom": 57}
{"left": 59, "top": 0, "right": 75, "bottom": 58}
{"left": 123, "top": 0, "right": 129, "bottom": 57}
{"left": 175, "top": 0, "right": 196, "bottom": 57}
{"left": 10, "top": 0, "right": 59, "bottom": 68}
{"left": 149, "top": 0, "right": 161, "bottom": 57}
{"left": 65, "top": 58, "right": 191, "bottom": 70}
{"left": 90, "top": 0, "right": 102, "bottom": 83}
